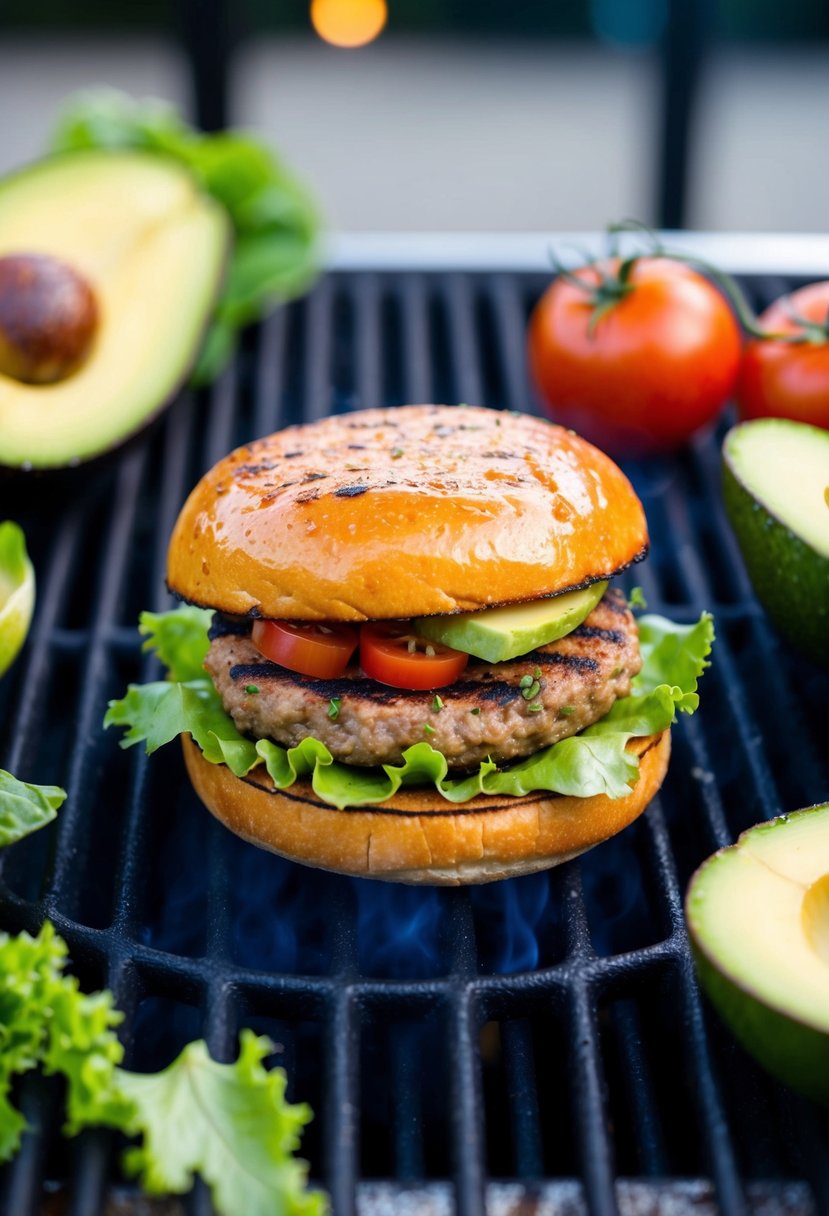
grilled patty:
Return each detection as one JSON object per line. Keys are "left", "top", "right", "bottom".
{"left": 204, "top": 588, "right": 641, "bottom": 772}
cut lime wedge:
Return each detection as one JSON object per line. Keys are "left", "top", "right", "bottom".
{"left": 0, "top": 522, "right": 34, "bottom": 677}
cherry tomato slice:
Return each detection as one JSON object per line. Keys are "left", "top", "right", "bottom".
{"left": 359, "top": 622, "right": 469, "bottom": 689}
{"left": 252, "top": 619, "right": 358, "bottom": 679}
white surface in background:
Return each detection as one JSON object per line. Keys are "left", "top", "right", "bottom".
{"left": 329, "top": 231, "right": 829, "bottom": 274}
{"left": 0, "top": 36, "right": 827, "bottom": 234}
{"left": 0, "top": 38, "right": 186, "bottom": 174}
{"left": 234, "top": 38, "right": 655, "bottom": 232}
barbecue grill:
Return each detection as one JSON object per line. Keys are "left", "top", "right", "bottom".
{"left": 1, "top": 242, "right": 828, "bottom": 1216}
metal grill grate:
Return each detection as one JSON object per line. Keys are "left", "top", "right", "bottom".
{"left": 1, "top": 267, "right": 829, "bottom": 1216}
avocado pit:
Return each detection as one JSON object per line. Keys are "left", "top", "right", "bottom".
{"left": 0, "top": 253, "right": 99, "bottom": 385}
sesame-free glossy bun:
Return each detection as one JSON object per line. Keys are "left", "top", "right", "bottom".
{"left": 182, "top": 731, "right": 670, "bottom": 885}
{"left": 168, "top": 405, "right": 648, "bottom": 621}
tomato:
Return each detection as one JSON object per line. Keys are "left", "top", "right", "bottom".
{"left": 359, "top": 622, "right": 469, "bottom": 689}
{"left": 252, "top": 619, "right": 358, "bottom": 679}
{"left": 738, "top": 281, "right": 829, "bottom": 428}
{"left": 527, "top": 257, "right": 742, "bottom": 455}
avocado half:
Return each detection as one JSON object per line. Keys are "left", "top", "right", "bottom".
{"left": 722, "top": 418, "right": 829, "bottom": 666}
{"left": 0, "top": 150, "right": 230, "bottom": 470}
{"left": 687, "top": 805, "right": 829, "bottom": 1106}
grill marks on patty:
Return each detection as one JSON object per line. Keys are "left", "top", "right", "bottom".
{"left": 204, "top": 588, "right": 641, "bottom": 772}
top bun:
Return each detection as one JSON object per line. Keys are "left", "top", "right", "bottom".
{"left": 167, "top": 405, "right": 648, "bottom": 621}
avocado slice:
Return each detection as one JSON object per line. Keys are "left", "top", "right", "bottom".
{"left": 0, "top": 521, "right": 34, "bottom": 677}
{"left": 0, "top": 150, "right": 229, "bottom": 469}
{"left": 414, "top": 580, "right": 608, "bottom": 663}
{"left": 687, "top": 805, "right": 829, "bottom": 1106}
{"left": 722, "top": 418, "right": 829, "bottom": 665}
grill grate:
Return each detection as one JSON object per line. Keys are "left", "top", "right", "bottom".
{"left": 1, "top": 268, "right": 829, "bottom": 1216}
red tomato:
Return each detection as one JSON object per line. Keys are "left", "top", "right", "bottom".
{"left": 359, "top": 622, "right": 469, "bottom": 690}
{"left": 738, "top": 281, "right": 829, "bottom": 428}
{"left": 527, "top": 257, "right": 742, "bottom": 455}
{"left": 252, "top": 619, "right": 358, "bottom": 679}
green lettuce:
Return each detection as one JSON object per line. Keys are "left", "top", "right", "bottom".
{"left": 0, "top": 922, "right": 325, "bottom": 1214}
{"left": 0, "top": 921, "right": 129, "bottom": 1160}
{"left": 106, "top": 606, "right": 714, "bottom": 809}
{"left": 119, "top": 1031, "right": 324, "bottom": 1216}
{"left": 51, "top": 90, "right": 321, "bottom": 384}
{"left": 0, "top": 768, "right": 66, "bottom": 848}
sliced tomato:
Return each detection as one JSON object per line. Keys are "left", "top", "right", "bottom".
{"left": 359, "top": 621, "right": 469, "bottom": 689}
{"left": 252, "top": 619, "right": 358, "bottom": 679}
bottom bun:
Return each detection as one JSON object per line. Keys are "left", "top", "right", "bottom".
{"left": 182, "top": 731, "right": 671, "bottom": 885}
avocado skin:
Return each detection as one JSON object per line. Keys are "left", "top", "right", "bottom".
{"left": 687, "top": 809, "right": 829, "bottom": 1108}
{"left": 690, "top": 935, "right": 829, "bottom": 1107}
{"left": 721, "top": 434, "right": 829, "bottom": 667}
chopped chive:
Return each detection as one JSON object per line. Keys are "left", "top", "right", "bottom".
{"left": 423, "top": 722, "right": 436, "bottom": 735}
{"left": 470, "top": 707, "right": 481, "bottom": 715}
{"left": 560, "top": 706, "right": 575, "bottom": 716}
{"left": 328, "top": 697, "right": 342, "bottom": 720}
{"left": 527, "top": 702, "right": 543, "bottom": 713}
{"left": 519, "top": 674, "right": 534, "bottom": 689}
{"left": 391, "top": 447, "right": 404, "bottom": 459}
{"left": 628, "top": 586, "right": 648, "bottom": 610}
{"left": 533, "top": 667, "right": 542, "bottom": 679}
{"left": 432, "top": 694, "right": 444, "bottom": 712}
{"left": 245, "top": 685, "right": 260, "bottom": 695}
{"left": 522, "top": 680, "right": 541, "bottom": 701}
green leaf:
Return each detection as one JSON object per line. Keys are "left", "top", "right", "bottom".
{"left": 107, "top": 608, "right": 714, "bottom": 808}
{"left": 635, "top": 611, "right": 715, "bottom": 712}
{"left": 0, "top": 769, "right": 66, "bottom": 848}
{"left": 118, "top": 1031, "right": 326, "bottom": 1216}
{"left": 139, "top": 605, "right": 212, "bottom": 683}
{"left": 0, "top": 922, "right": 128, "bottom": 1161}
{"left": 50, "top": 90, "right": 321, "bottom": 385}
{"left": 105, "top": 679, "right": 259, "bottom": 776}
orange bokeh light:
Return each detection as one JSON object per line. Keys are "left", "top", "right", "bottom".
{"left": 311, "top": 0, "right": 387, "bottom": 48}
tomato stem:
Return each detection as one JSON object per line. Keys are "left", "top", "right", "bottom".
{"left": 550, "top": 220, "right": 829, "bottom": 347}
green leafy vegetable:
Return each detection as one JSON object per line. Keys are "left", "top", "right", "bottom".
{"left": 139, "top": 605, "right": 212, "bottom": 683}
{"left": 0, "top": 769, "right": 65, "bottom": 848}
{"left": 0, "top": 922, "right": 325, "bottom": 1214}
{"left": 0, "top": 921, "right": 128, "bottom": 1160}
{"left": 51, "top": 90, "right": 321, "bottom": 384}
{"left": 119, "top": 1031, "right": 324, "bottom": 1216}
{"left": 106, "top": 607, "right": 715, "bottom": 809}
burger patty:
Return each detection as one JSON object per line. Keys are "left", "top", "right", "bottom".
{"left": 204, "top": 588, "right": 641, "bottom": 772}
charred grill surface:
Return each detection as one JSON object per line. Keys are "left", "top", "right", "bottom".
{"left": 204, "top": 589, "right": 641, "bottom": 769}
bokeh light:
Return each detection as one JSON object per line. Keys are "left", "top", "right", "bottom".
{"left": 311, "top": 0, "right": 387, "bottom": 48}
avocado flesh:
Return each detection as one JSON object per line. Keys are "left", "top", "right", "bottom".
{"left": 414, "top": 580, "right": 608, "bottom": 663}
{"left": 722, "top": 419, "right": 829, "bottom": 665}
{"left": 687, "top": 805, "right": 829, "bottom": 1105}
{"left": 0, "top": 151, "right": 229, "bottom": 468}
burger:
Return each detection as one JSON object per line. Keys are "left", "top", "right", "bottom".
{"left": 107, "top": 404, "right": 713, "bottom": 884}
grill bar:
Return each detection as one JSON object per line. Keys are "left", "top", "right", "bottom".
{"left": 1, "top": 266, "right": 826, "bottom": 1215}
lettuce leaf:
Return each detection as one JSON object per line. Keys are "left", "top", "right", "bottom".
{"left": 0, "top": 769, "right": 66, "bottom": 848}
{"left": 106, "top": 607, "right": 714, "bottom": 809}
{"left": 0, "top": 923, "right": 326, "bottom": 1214}
{"left": 119, "top": 1031, "right": 325, "bottom": 1216}
{"left": 0, "top": 922, "right": 129, "bottom": 1160}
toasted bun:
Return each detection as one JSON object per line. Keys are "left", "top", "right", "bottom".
{"left": 182, "top": 731, "right": 670, "bottom": 885}
{"left": 168, "top": 405, "right": 648, "bottom": 620}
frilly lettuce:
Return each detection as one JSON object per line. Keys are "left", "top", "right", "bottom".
{"left": 0, "top": 922, "right": 325, "bottom": 1214}
{"left": 105, "top": 606, "right": 714, "bottom": 809}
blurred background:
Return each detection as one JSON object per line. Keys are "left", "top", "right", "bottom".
{"left": 0, "top": 0, "right": 826, "bottom": 233}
